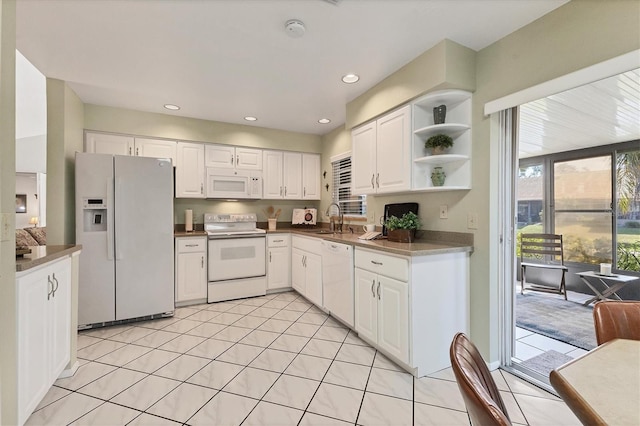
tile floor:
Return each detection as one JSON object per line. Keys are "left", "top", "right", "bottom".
{"left": 28, "top": 291, "right": 580, "bottom": 425}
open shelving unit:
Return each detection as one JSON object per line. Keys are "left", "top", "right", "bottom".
{"left": 411, "top": 89, "right": 472, "bottom": 191}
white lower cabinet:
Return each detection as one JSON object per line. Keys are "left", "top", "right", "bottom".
{"left": 175, "top": 237, "right": 207, "bottom": 305}
{"left": 355, "top": 247, "right": 469, "bottom": 376}
{"left": 355, "top": 260, "right": 409, "bottom": 364}
{"left": 267, "top": 234, "right": 291, "bottom": 291}
{"left": 291, "top": 236, "right": 323, "bottom": 306}
{"left": 17, "top": 257, "right": 71, "bottom": 426}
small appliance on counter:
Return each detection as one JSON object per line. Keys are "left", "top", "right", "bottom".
{"left": 292, "top": 208, "right": 317, "bottom": 225}
{"left": 382, "top": 202, "right": 419, "bottom": 236}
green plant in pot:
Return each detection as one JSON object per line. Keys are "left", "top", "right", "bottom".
{"left": 425, "top": 133, "right": 453, "bottom": 155}
{"left": 384, "top": 211, "right": 421, "bottom": 243}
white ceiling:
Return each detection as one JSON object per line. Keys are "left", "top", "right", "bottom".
{"left": 519, "top": 69, "right": 640, "bottom": 158}
{"left": 16, "top": 0, "right": 568, "bottom": 136}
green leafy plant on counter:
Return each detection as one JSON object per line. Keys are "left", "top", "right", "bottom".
{"left": 384, "top": 211, "right": 421, "bottom": 231}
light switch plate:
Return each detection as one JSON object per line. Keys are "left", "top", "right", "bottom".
{"left": 439, "top": 205, "right": 448, "bottom": 219}
{"left": 467, "top": 212, "right": 478, "bottom": 229}
{"left": 1, "top": 213, "right": 11, "bottom": 241}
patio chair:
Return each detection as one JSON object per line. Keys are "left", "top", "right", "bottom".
{"left": 450, "top": 333, "right": 511, "bottom": 426}
{"left": 593, "top": 300, "right": 640, "bottom": 345}
{"left": 520, "top": 233, "right": 568, "bottom": 300}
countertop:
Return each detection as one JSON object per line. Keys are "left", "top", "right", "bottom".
{"left": 175, "top": 225, "right": 473, "bottom": 257}
{"left": 16, "top": 245, "right": 82, "bottom": 273}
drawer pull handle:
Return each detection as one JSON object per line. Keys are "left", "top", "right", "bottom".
{"left": 371, "top": 280, "right": 375, "bottom": 298}
{"left": 185, "top": 244, "right": 198, "bottom": 247}
{"left": 377, "top": 282, "right": 381, "bottom": 300}
{"left": 371, "top": 260, "right": 383, "bottom": 266}
{"left": 273, "top": 239, "right": 283, "bottom": 243}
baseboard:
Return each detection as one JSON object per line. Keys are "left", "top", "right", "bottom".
{"left": 59, "top": 360, "right": 80, "bottom": 379}
{"left": 487, "top": 360, "right": 501, "bottom": 371}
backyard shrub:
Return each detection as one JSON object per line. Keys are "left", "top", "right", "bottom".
{"left": 618, "top": 241, "right": 640, "bottom": 272}
{"left": 625, "top": 221, "right": 640, "bottom": 228}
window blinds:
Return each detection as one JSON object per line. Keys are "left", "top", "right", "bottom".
{"left": 331, "top": 156, "right": 366, "bottom": 216}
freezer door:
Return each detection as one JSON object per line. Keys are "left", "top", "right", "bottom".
{"left": 114, "top": 155, "right": 174, "bottom": 320}
{"left": 75, "top": 152, "right": 117, "bottom": 325}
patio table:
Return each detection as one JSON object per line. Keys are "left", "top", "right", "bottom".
{"left": 550, "top": 339, "right": 640, "bottom": 425}
{"left": 576, "top": 271, "right": 639, "bottom": 306}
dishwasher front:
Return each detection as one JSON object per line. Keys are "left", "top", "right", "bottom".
{"left": 321, "top": 240, "right": 354, "bottom": 328}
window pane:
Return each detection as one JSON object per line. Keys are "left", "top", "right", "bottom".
{"left": 616, "top": 149, "right": 640, "bottom": 272}
{"left": 517, "top": 164, "right": 543, "bottom": 227}
{"left": 554, "top": 156, "right": 611, "bottom": 210}
{"left": 556, "top": 212, "right": 612, "bottom": 264}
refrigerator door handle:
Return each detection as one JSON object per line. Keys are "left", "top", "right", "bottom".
{"left": 106, "top": 180, "right": 115, "bottom": 260}
{"left": 114, "top": 177, "right": 124, "bottom": 260}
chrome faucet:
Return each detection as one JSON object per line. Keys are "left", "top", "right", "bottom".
{"left": 326, "top": 202, "right": 343, "bottom": 233}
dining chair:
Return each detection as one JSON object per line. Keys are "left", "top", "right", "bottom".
{"left": 520, "top": 233, "right": 568, "bottom": 300}
{"left": 450, "top": 333, "right": 511, "bottom": 426}
{"left": 592, "top": 300, "right": 640, "bottom": 345}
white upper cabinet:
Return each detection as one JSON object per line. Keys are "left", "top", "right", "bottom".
{"left": 263, "top": 151, "right": 284, "bottom": 199}
{"left": 302, "top": 153, "right": 321, "bottom": 200}
{"left": 205, "top": 145, "right": 262, "bottom": 170}
{"left": 135, "top": 138, "right": 177, "bottom": 164}
{"left": 351, "top": 105, "right": 411, "bottom": 195}
{"left": 176, "top": 142, "right": 205, "bottom": 198}
{"left": 85, "top": 132, "right": 176, "bottom": 164}
{"left": 283, "top": 152, "right": 302, "bottom": 199}
{"left": 85, "top": 132, "right": 133, "bottom": 156}
{"left": 263, "top": 151, "right": 320, "bottom": 200}
{"left": 411, "top": 89, "right": 472, "bottom": 191}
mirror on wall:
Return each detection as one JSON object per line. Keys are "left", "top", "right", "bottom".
{"left": 16, "top": 50, "right": 47, "bottom": 230}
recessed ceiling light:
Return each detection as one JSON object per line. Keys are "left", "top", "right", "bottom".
{"left": 342, "top": 73, "right": 360, "bottom": 84}
{"left": 164, "top": 104, "right": 180, "bottom": 110}
{"left": 244, "top": 116, "right": 258, "bottom": 122}
{"left": 318, "top": 118, "right": 331, "bottom": 124}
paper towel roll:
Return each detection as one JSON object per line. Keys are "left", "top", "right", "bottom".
{"left": 185, "top": 209, "right": 193, "bottom": 232}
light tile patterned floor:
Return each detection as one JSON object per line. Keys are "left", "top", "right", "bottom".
{"left": 28, "top": 291, "right": 580, "bottom": 425}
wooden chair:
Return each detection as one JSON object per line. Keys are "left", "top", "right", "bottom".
{"left": 450, "top": 333, "right": 511, "bottom": 426}
{"left": 592, "top": 300, "right": 640, "bottom": 345}
{"left": 520, "top": 233, "right": 568, "bottom": 300}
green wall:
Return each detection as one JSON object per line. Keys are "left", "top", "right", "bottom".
{"left": 322, "top": 0, "right": 640, "bottom": 363}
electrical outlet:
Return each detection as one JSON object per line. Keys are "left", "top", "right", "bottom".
{"left": 467, "top": 212, "right": 478, "bottom": 229}
{"left": 1, "top": 213, "right": 10, "bottom": 241}
{"left": 439, "top": 205, "right": 448, "bottom": 219}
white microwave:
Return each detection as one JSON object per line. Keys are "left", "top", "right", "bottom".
{"left": 206, "top": 168, "right": 263, "bottom": 199}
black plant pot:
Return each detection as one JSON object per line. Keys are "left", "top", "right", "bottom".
{"left": 433, "top": 104, "right": 447, "bottom": 124}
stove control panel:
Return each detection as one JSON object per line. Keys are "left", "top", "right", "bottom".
{"left": 205, "top": 213, "right": 258, "bottom": 223}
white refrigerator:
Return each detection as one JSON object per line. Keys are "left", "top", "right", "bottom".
{"left": 75, "top": 152, "right": 174, "bottom": 327}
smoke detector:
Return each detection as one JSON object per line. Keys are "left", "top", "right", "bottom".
{"left": 285, "top": 20, "right": 306, "bottom": 38}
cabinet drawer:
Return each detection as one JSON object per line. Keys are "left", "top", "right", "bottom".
{"left": 268, "top": 234, "right": 290, "bottom": 247}
{"left": 176, "top": 237, "right": 206, "bottom": 253}
{"left": 292, "top": 235, "right": 322, "bottom": 254}
{"left": 355, "top": 248, "right": 408, "bottom": 282}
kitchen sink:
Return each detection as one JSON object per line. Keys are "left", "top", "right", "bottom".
{"left": 314, "top": 230, "right": 336, "bottom": 234}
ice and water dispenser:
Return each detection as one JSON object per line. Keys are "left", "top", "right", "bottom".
{"left": 82, "top": 198, "right": 107, "bottom": 232}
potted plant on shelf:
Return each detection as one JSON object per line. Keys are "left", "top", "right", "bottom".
{"left": 384, "top": 211, "right": 421, "bottom": 243}
{"left": 425, "top": 133, "right": 453, "bottom": 155}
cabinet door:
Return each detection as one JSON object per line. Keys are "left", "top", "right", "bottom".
{"left": 135, "top": 138, "right": 177, "bottom": 164}
{"left": 283, "top": 152, "right": 302, "bottom": 199}
{"left": 176, "top": 142, "right": 205, "bottom": 198}
{"left": 267, "top": 246, "right": 291, "bottom": 290}
{"left": 291, "top": 248, "right": 306, "bottom": 295}
{"left": 176, "top": 251, "right": 207, "bottom": 302}
{"left": 354, "top": 268, "right": 377, "bottom": 344}
{"left": 85, "top": 132, "right": 133, "bottom": 156}
{"left": 49, "top": 258, "right": 71, "bottom": 383}
{"left": 263, "top": 151, "right": 283, "bottom": 199}
{"left": 302, "top": 154, "right": 321, "bottom": 200}
{"left": 375, "top": 105, "right": 411, "bottom": 194}
{"left": 351, "top": 123, "right": 377, "bottom": 195}
{"left": 236, "top": 147, "right": 263, "bottom": 170}
{"left": 377, "top": 275, "right": 409, "bottom": 364}
{"left": 205, "top": 144, "right": 235, "bottom": 169}
{"left": 17, "top": 266, "right": 51, "bottom": 424}
{"left": 304, "top": 252, "right": 322, "bottom": 307}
